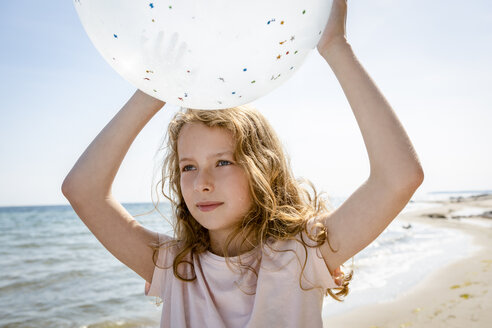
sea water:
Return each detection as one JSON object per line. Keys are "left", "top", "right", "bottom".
{"left": 0, "top": 191, "right": 486, "bottom": 327}
{"left": 0, "top": 203, "right": 168, "bottom": 327}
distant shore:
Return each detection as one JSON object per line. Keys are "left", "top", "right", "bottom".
{"left": 324, "top": 194, "right": 492, "bottom": 328}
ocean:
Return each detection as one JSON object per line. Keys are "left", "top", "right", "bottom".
{"left": 0, "top": 191, "right": 488, "bottom": 327}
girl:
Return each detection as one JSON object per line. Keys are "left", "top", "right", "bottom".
{"left": 62, "top": 1, "right": 423, "bottom": 327}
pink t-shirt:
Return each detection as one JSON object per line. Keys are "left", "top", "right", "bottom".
{"left": 145, "top": 229, "right": 338, "bottom": 328}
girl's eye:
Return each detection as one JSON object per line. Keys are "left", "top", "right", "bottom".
{"left": 182, "top": 165, "right": 195, "bottom": 172}
{"left": 217, "top": 160, "right": 232, "bottom": 167}
{"left": 181, "top": 161, "right": 231, "bottom": 172}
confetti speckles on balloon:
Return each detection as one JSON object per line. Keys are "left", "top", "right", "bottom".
{"left": 74, "top": 0, "right": 332, "bottom": 109}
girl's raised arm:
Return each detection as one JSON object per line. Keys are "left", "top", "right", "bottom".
{"left": 62, "top": 90, "right": 165, "bottom": 283}
{"left": 316, "top": 0, "right": 424, "bottom": 273}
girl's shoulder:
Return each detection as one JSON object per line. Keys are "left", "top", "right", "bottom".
{"left": 156, "top": 232, "right": 177, "bottom": 245}
{"left": 152, "top": 233, "right": 180, "bottom": 265}
{"left": 261, "top": 230, "right": 338, "bottom": 290}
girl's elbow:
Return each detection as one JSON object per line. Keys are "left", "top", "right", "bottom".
{"left": 415, "top": 166, "right": 425, "bottom": 186}
{"left": 61, "top": 176, "right": 83, "bottom": 199}
{"left": 409, "top": 165, "right": 424, "bottom": 189}
{"left": 372, "top": 164, "right": 424, "bottom": 191}
{"left": 61, "top": 178, "right": 74, "bottom": 198}
{"left": 398, "top": 166, "right": 424, "bottom": 194}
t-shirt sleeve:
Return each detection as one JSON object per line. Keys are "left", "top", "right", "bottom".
{"left": 304, "top": 244, "right": 339, "bottom": 290}
{"left": 144, "top": 233, "right": 174, "bottom": 297}
{"left": 301, "top": 217, "right": 339, "bottom": 290}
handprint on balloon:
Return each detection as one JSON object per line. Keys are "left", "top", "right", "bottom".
{"left": 139, "top": 28, "right": 192, "bottom": 87}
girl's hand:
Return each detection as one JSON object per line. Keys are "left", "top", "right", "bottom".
{"left": 317, "top": 0, "right": 348, "bottom": 58}
{"left": 332, "top": 266, "right": 343, "bottom": 286}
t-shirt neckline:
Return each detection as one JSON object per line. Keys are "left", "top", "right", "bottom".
{"left": 203, "top": 246, "right": 260, "bottom": 262}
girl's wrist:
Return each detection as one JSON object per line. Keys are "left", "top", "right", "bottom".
{"left": 319, "top": 39, "right": 352, "bottom": 64}
{"left": 134, "top": 89, "right": 166, "bottom": 111}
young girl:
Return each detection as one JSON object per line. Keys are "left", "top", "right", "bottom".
{"left": 62, "top": 1, "right": 423, "bottom": 327}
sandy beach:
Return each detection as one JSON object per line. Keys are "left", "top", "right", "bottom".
{"left": 324, "top": 194, "right": 492, "bottom": 328}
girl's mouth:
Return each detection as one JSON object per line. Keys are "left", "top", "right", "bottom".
{"left": 196, "top": 202, "right": 223, "bottom": 212}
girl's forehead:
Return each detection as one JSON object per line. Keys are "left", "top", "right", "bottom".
{"left": 178, "top": 123, "right": 235, "bottom": 155}
{"left": 179, "top": 122, "right": 232, "bottom": 140}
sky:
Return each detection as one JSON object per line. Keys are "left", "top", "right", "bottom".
{"left": 0, "top": 0, "right": 491, "bottom": 207}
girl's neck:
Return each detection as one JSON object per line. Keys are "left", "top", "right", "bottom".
{"left": 208, "top": 230, "right": 258, "bottom": 257}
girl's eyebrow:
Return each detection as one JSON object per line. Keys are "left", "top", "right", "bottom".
{"left": 179, "top": 151, "right": 234, "bottom": 163}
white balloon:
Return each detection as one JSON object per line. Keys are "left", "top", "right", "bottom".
{"left": 74, "top": 0, "right": 332, "bottom": 109}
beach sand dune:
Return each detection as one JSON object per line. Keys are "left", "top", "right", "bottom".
{"left": 324, "top": 195, "right": 492, "bottom": 328}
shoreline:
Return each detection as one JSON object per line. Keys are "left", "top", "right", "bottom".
{"left": 324, "top": 195, "right": 492, "bottom": 327}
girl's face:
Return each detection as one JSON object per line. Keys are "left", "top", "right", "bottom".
{"left": 177, "top": 122, "right": 253, "bottom": 237}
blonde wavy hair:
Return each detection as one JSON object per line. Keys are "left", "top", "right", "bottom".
{"left": 152, "top": 105, "right": 352, "bottom": 301}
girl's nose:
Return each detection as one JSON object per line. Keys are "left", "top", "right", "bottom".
{"left": 194, "top": 169, "right": 214, "bottom": 192}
